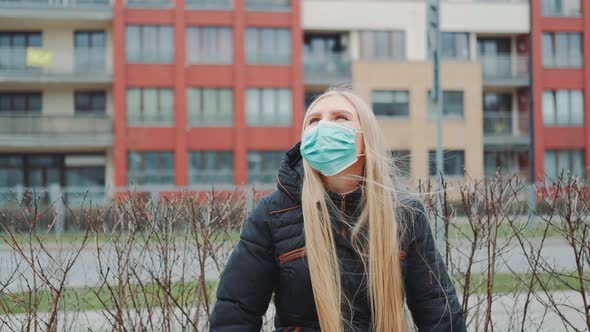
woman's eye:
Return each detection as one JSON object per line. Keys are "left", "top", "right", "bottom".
{"left": 308, "top": 118, "right": 319, "bottom": 125}
{"left": 335, "top": 115, "right": 348, "bottom": 121}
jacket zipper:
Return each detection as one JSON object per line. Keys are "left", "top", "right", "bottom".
{"left": 339, "top": 194, "right": 348, "bottom": 239}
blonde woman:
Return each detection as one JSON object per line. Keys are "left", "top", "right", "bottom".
{"left": 210, "top": 89, "right": 466, "bottom": 331}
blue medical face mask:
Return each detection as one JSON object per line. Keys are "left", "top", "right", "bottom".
{"left": 300, "top": 120, "right": 363, "bottom": 176}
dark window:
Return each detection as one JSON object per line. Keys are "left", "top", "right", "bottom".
{"left": 248, "top": 151, "right": 282, "bottom": 184}
{"left": 246, "top": 0, "right": 290, "bottom": 11}
{"left": 544, "top": 149, "right": 585, "bottom": 179}
{"left": 74, "top": 31, "right": 106, "bottom": 70}
{"left": 245, "top": 28, "right": 291, "bottom": 65}
{"left": 189, "top": 151, "right": 234, "bottom": 185}
{"left": 429, "top": 150, "right": 465, "bottom": 177}
{"left": 428, "top": 91, "right": 464, "bottom": 119}
{"left": 75, "top": 91, "right": 106, "bottom": 114}
{"left": 126, "top": 25, "right": 174, "bottom": 63}
{"left": 372, "top": 90, "right": 409, "bottom": 117}
{"left": 0, "top": 92, "right": 42, "bottom": 113}
{"left": 542, "top": 32, "right": 583, "bottom": 68}
{"left": 127, "top": 151, "right": 174, "bottom": 185}
{"left": 441, "top": 32, "right": 470, "bottom": 60}
{"left": 0, "top": 31, "right": 42, "bottom": 71}
{"left": 541, "top": 0, "right": 581, "bottom": 17}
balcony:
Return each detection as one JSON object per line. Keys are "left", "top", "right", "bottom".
{"left": 0, "top": 47, "right": 112, "bottom": 84}
{"left": 0, "top": 113, "right": 113, "bottom": 148}
{"left": 303, "top": 52, "right": 351, "bottom": 85}
{"left": 483, "top": 112, "right": 530, "bottom": 146}
{"left": 185, "top": 0, "right": 232, "bottom": 10}
{"left": 479, "top": 54, "right": 529, "bottom": 87}
{"left": 0, "top": 0, "right": 112, "bottom": 20}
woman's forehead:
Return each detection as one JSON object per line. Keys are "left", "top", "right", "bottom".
{"left": 308, "top": 95, "right": 357, "bottom": 116}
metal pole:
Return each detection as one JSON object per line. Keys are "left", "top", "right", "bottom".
{"left": 428, "top": 0, "right": 445, "bottom": 250}
{"left": 527, "top": 0, "right": 537, "bottom": 224}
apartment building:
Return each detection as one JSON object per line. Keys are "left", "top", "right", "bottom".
{"left": 0, "top": 0, "right": 303, "bottom": 203}
{"left": 0, "top": 1, "right": 114, "bottom": 203}
{"left": 303, "top": 0, "right": 530, "bottom": 180}
{"left": 3, "top": 0, "right": 586, "bottom": 202}
{"left": 531, "top": 0, "right": 588, "bottom": 181}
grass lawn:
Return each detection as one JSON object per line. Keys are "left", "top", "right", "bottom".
{"left": 457, "top": 271, "right": 590, "bottom": 294}
{"left": 0, "top": 231, "right": 240, "bottom": 246}
{"left": 1, "top": 271, "right": 587, "bottom": 314}
{"left": 0, "top": 280, "right": 219, "bottom": 315}
{"left": 445, "top": 222, "right": 563, "bottom": 241}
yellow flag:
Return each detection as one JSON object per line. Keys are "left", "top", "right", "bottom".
{"left": 26, "top": 48, "right": 53, "bottom": 67}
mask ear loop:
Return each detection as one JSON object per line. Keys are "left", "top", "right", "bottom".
{"left": 356, "top": 131, "right": 366, "bottom": 157}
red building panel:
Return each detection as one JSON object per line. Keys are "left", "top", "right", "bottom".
{"left": 113, "top": 0, "right": 302, "bottom": 189}
{"left": 531, "top": 0, "right": 589, "bottom": 181}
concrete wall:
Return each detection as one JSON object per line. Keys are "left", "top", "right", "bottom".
{"left": 302, "top": 0, "right": 427, "bottom": 61}
{"left": 353, "top": 61, "right": 484, "bottom": 180}
{"left": 442, "top": 1, "right": 530, "bottom": 34}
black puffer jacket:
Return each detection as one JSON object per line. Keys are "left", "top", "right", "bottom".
{"left": 210, "top": 143, "right": 466, "bottom": 331}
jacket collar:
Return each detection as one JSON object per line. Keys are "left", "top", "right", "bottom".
{"left": 276, "top": 142, "right": 363, "bottom": 206}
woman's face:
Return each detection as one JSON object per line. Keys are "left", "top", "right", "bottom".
{"left": 304, "top": 95, "right": 365, "bottom": 155}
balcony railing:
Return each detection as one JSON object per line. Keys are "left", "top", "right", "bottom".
{"left": 188, "top": 112, "right": 233, "bottom": 127}
{"left": 483, "top": 112, "right": 529, "bottom": 139}
{"left": 0, "top": 47, "right": 110, "bottom": 82}
{"left": 246, "top": 52, "right": 291, "bottom": 65}
{"left": 126, "top": 0, "right": 170, "bottom": 8}
{"left": 246, "top": 114, "right": 291, "bottom": 127}
{"left": 127, "top": 171, "right": 175, "bottom": 186}
{"left": 0, "top": 112, "right": 112, "bottom": 136}
{"left": 185, "top": 0, "right": 231, "bottom": 10}
{"left": 303, "top": 52, "right": 351, "bottom": 84}
{"left": 245, "top": 0, "right": 289, "bottom": 11}
{"left": 127, "top": 113, "right": 175, "bottom": 127}
{"left": 479, "top": 54, "right": 529, "bottom": 85}
{"left": 0, "top": 185, "right": 108, "bottom": 208}
{"left": 0, "top": 0, "right": 110, "bottom": 8}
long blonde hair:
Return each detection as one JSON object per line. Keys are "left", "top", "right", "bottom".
{"left": 301, "top": 88, "right": 407, "bottom": 331}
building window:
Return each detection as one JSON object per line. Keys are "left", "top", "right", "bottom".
{"left": 484, "top": 151, "right": 528, "bottom": 177}
{"left": 248, "top": 151, "right": 282, "bottom": 185}
{"left": 246, "top": 88, "right": 292, "bottom": 126}
{"left": 187, "top": 88, "right": 233, "bottom": 127}
{"left": 127, "top": 151, "right": 174, "bottom": 185}
{"left": 0, "top": 156, "right": 24, "bottom": 189}
{"left": 74, "top": 31, "right": 105, "bottom": 71}
{"left": 441, "top": 32, "right": 470, "bottom": 60}
{"left": 125, "top": 25, "right": 173, "bottom": 63}
{"left": 391, "top": 150, "right": 411, "bottom": 177}
{"left": 543, "top": 90, "right": 584, "bottom": 126}
{"left": 428, "top": 91, "right": 464, "bottom": 119}
{"left": 483, "top": 92, "right": 513, "bottom": 135}
{"left": 372, "top": 90, "right": 409, "bottom": 117}
{"left": 541, "top": 0, "right": 581, "bottom": 17}
{"left": 359, "top": 31, "right": 405, "bottom": 61}
{"left": 429, "top": 150, "right": 465, "bottom": 177}
{"left": 126, "top": 88, "right": 174, "bottom": 126}
{"left": 542, "top": 32, "right": 582, "bottom": 68}
{"left": 75, "top": 91, "right": 106, "bottom": 114}
{"left": 245, "top": 28, "right": 291, "bottom": 65}
{"left": 189, "top": 151, "right": 234, "bottom": 185}
{"left": 0, "top": 31, "right": 42, "bottom": 71}
{"left": 0, "top": 92, "right": 42, "bottom": 113}
{"left": 186, "top": 27, "right": 233, "bottom": 64}
{"left": 246, "top": 0, "right": 290, "bottom": 11}
{"left": 185, "top": 0, "right": 232, "bottom": 10}
{"left": 544, "top": 150, "right": 585, "bottom": 180}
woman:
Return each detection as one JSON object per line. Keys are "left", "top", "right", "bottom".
{"left": 210, "top": 89, "right": 466, "bottom": 331}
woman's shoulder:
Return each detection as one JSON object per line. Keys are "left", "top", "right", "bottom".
{"left": 396, "top": 196, "right": 431, "bottom": 246}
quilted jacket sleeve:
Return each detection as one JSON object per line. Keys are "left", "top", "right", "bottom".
{"left": 210, "top": 197, "right": 278, "bottom": 331}
{"left": 404, "top": 201, "right": 467, "bottom": 332}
